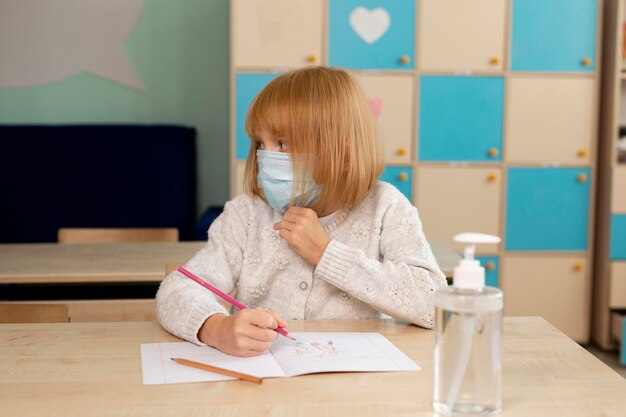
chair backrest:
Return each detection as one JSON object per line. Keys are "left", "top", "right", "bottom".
{"left": 165, "top": 262, "right": 182, "bottom": 275}
{"left": 0, "top": 303, "right": 69, "bottom": 323}
{"left": 58, "top": 228, "right": 179, "bottom": 244}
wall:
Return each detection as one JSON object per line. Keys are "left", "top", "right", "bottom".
{"left": 0, "top": 0, "right": 231, "bottom": 212}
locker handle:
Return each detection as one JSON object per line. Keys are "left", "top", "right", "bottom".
{"left": 573, "top": 262, "right": 584, "bottom": 272}
{"left": 581, "top": 57, "right": 592, "bottom": 67}
{"left": 489, "top": 56, "right": 500, "bottom": 66}
{"left": 397, "top": 147, "right": 407, "bottom": 156}
{"left": 400, "top": 55, "right": 410, "bottom": 65}
{"left": 577, "top": 173, "right": 588, "bottom": 183}
{"left": 398, "top": 172, "right": 409, "bottom": 182}
{"left": 488, "top": 148, "right": 499, "bottom": 158}
{"left": 487, "top": 173, "right": 498, "bottom": 182}
{"left": 577, "top": 148, "right": 587, "bottom": 158}
{"left": 307, "top": 54, "right": 318, "bottom": 63}
{"left": 486, "top": 262, "right": 495, "bottom": 271}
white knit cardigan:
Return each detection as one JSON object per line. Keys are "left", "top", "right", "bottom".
{"left": 156, "top": 181, "right": 447, "bottom": 344}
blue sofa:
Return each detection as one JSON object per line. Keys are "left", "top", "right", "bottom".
{"left": 0, "top": 125, "right": 202, "bottom": 243}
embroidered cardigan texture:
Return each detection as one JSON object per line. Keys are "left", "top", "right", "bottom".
{"left": 156, "top": 181, "right": 447, "bottom": 345}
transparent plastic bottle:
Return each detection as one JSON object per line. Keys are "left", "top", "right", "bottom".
{"left": 433, "top": 233, "right": 503, "bottom": 416}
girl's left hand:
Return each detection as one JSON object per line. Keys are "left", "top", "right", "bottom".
{"left": 273, "top": 207, "right": 330, "bottom": 265}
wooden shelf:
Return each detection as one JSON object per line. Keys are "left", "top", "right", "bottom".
{"left": 593, "top": 0, "right": 626, "bottom": 351}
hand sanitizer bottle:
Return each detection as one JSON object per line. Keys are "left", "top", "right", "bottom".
{"left": 433, "top": 233, "right": 503, "bottom": 416}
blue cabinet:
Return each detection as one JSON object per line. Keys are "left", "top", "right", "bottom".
{"left": 477, "top": 256, "right": 499, "bottom": 288}
{"left": 418, "top": 76, "right": 504, "bottom": 162}
{"left": 610, "top": 214, "right": 626, "bottom": 260}
{"left": 380, "top": 166, "right": 412, "bottom": 200}
{"left": 506, "top": 168, "right": 591, "bottom": 251}
{"left": 511, "top": 0, "right": 598, "bottom": 72}
{"left": 328, "top": 0, "right": 415, "bottom": 70}
{"left": 235, "top": 73, "right": 278, "bottom": 160}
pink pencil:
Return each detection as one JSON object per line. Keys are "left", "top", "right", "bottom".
{"left": 177, "top": 266, "right": 295, "bottom": 341}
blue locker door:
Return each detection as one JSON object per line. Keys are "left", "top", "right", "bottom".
{"left": 235, "top": 73, "right": 278, "bottom": 160}
{"left": 476, "top": 256, "right": 499, "bottom": 288}
{"left": 511, "top": 0, "right": 597, "bottom": 72}
{"left": 419, "top": 76, "right": 504, "bottom": 162}
{"left": 506, "top": 168, "right": 591, "bottom": 251}
{"left": 329, "top": 0, "right": 415, "bottom": 70}
{"left": 610, "top": 214, "right": 626, "bottom": 260}
{"left": 380, "top": 166, "right": 412, "bottom": 201}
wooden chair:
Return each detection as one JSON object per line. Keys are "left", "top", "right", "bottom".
{"left": 0, "top": 303, "right": 69, "bottom": 323}
{"left": 165, "top": 262, "right": 182, "bottom": 275}
{"left": 0, "top": 300, "right": 156, "bottom": 323}
{"left": 51, "top": 228, "right": 177, "bottom": 322}
{"left": 58, "top": 228, "right": 179, "bottom": 244}
{"left": 63, "top": 300, "right": 156, "bottom": 322}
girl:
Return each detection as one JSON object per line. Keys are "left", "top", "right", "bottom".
{"left": 156, "top": 67, "right": 447, "bottom": 357}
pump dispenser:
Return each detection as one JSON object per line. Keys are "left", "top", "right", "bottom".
{"left": 433, "top": 233, "right": 503, "bottom": 416}
{"left": 453, "top": 232, "right": 500, "bottom": 289}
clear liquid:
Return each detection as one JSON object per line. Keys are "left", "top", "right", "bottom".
{"left": 433, "top": 287, "right": 502, "bottom": 416}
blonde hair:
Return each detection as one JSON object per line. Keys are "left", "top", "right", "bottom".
{"left": 243, "top": 66, "right": 383, "bottom": 213}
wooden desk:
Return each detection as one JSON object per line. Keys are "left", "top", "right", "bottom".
{"left": 0, "top": 242, "right": 205, "bottom": 322}
{"left": 0, "top": 242, "right": 206, "bottom": 284}
{"left": 1, "top": 318, "right": 625, "bottom": 416}
{"left": 0, "top": 240, "right": 460, "bottom": 284}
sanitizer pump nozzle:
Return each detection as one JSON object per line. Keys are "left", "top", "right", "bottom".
{"left": 452, "top": 233, "right": 501, "bottom": 289}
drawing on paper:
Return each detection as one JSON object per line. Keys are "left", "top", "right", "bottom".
{"left": 293, "top": 340, "right": 339, "bottom": 358}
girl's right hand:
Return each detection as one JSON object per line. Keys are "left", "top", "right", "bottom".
{"left": 198, "top": 308, "right": 288, "bottom": 357}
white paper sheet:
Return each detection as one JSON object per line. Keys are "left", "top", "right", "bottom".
{"left": 270, "top": 332, "right": 420, "bottom": 376}
{"left": 141, "top": 332, "right": 419, "bottom": 385}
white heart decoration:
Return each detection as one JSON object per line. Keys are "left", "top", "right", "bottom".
{"left": 349, "top": 7, "right": 391, "bottom": 45}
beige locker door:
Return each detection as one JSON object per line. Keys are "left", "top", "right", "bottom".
{"left": 354, "top": 73, "right": 415, "bottom": 164}
{"left": 611, "top": 312, "right": 624, "bottom": 344}
{"left": 611, "top": 167, "right": 626, "bottom": 212}
{"left": 233, "top": 0, "right": 323, "bottom": 68}
{"left": 505, "top": 76, "right": 595, "bottom": 165}
{"left": 418, "top": 0, "right": 505, "bottom": 71}
{"left": 231, "top": 161, "right": 247, "bottom": 198}
{"left": 609, "top": 263, "right": 626, "bottom": 308}
{"left": 415, "top": 167, "right": 501, "bottom": 253}
{"left": 502, "top": 255, "right": 590, "bottom": 343}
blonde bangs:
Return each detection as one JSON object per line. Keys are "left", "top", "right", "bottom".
{"left": 245, "top": 81, "right": 293, "bottom": 143}
{"left": 242, "top": 67, "right": 384, "bottom": 213}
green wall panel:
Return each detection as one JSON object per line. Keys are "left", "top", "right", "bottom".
{"left": 0, "top": 0, "right": 231, "bottom": 213}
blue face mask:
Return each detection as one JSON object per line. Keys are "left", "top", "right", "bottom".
{"left": 256, "top": 150, "right": 320, "bottom": 213}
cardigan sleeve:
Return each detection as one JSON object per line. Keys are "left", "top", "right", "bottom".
{"left": 314, "top": 187, "right": 448, "bottom": 328}
{"left": 156, "top": 194, "right": 253, "bottom": 344}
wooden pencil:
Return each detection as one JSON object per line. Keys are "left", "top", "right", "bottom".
{"left": 170, "top": 357, "right": 263, "bottom": 384}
